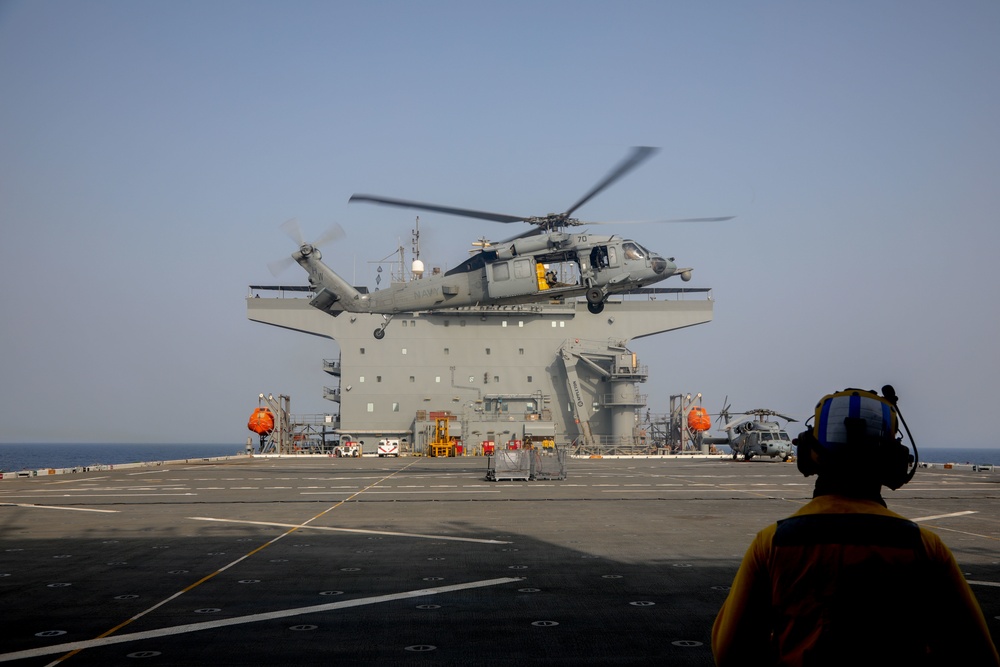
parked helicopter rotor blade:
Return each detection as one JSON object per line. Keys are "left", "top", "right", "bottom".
{"left": 744, "top": 408, "right": 799, "bottom": 423}
{"left": 350, "top": 194, "right": 526, "bottom": 224}
{"left": 563, "top": 146, "right": 659, "bottom": 219}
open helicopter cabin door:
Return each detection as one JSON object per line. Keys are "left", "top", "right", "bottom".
{"left": 487, "top": 257, "right": 543, "bottom": 299}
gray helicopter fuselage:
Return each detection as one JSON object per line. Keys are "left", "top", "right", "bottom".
{"left": 274, "top": 146, "right": 731, "bottom": 340}
{"left": 727, "top": 421, "right": 794, "bottom": 461}
{"left": 296, "top": 233, "right": 679, "bottom": 320}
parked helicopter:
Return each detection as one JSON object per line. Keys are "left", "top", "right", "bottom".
{"left": 272, "top": 146, "right": 733, "bottom": 339}
{"left": 705, "top": 409, "right": 799, "bottom": 461}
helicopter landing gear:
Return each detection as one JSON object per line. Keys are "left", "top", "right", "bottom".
{"left": 586, "top": 287, "right": 606, "bottom": 314}
{"left": 373, "top": 314, "right": 393, "bottom": 340}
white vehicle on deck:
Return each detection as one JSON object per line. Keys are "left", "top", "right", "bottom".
{"left": 377, "top": 438, "right": 400, "bottom": 457}
{"left": 336, "top": 441, "right": 361, "bottom": 457}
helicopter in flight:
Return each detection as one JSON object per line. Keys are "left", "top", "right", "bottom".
{"left": 272, "top": 146, "right": 733, "bottom": 340}
{"left": 705, "top": 408, "right": 799, "bottom": 461}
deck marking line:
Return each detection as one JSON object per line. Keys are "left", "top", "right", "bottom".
{"left": 0, "top": 493, "right": 197, "bottom": 499}
{"left": 300, "top": 489, "right": 501, "bottom": 495}
{"left": 0, "top": 503, "right": 118, "bottom": 514}
{"left": 42, "top": 460, "right": 422, "bottom": 665}
{"left": 3, "top": 578, "right": 522, "bottom": 663}
{"left": 43, "top": 477, "right": 111, "bottom": 485}
{"left": 966, "top": 580, "right": 1000, "bottom": 588}
{"left": 187, "top": 516, "right": 510, "bottom": 544}
{"left": 912, "top": 511, "right": 977, "bottom": 522}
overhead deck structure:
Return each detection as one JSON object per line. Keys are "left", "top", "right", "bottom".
{"left": 247, "top": 287, "right": 713, "bottom": 455}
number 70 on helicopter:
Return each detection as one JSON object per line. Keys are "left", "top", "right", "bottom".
{"left": 271, "top": 146, "right": 735, "bottom": 339}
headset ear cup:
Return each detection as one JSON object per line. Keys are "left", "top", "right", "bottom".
{"left": 794, "top": 431, "right": 819, "bottom": 477}
{"left": 880, "top": 441, "right": 912, "bottom": 490}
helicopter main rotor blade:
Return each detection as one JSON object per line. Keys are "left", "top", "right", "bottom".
{"left": 350, "top": 194, "right": 526, "bottom": 224}
{"left": 587, "top": 215, "right": 736, "bottom": 225}
{"left": 496, "top": 226, "right": 547, "bottom": 244}
{"left": 563, "top": 146, "right": 659, "bottom": 219}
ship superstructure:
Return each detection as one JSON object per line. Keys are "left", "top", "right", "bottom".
{"left": 247, "top": 287, "right": 712, "bottom": 455}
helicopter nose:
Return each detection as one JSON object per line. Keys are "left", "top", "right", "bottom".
{"left": 651, "top": 255, "right": 673, "bottom": 275}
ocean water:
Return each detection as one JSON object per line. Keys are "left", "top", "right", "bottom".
{"left": 0, "top": 443, "right": 242, "bottom": 472}
{"left": 919, "top": 447, "right": 1000, "bottom": 466}
{"left": 1, "top": 443, "right": 997, "bottom": 472}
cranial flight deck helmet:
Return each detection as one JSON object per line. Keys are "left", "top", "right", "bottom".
{"left": 793, "top": 385, "right": 918, "bottom": 490}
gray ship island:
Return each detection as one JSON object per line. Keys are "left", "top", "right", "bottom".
{"left": 247, "top": 286, "right": 712, "bottom": 459}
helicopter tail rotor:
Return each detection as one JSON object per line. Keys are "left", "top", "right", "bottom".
{"left": 268, "top": 219, "right": 346, "bottom": 277}
{"left": 715, "top": 396, "right": 732, "bottom": 427}
{"left": 267, "top": 257, "right": 298, "bottom": 277}
{"left": 280, "top": 217, "right": 306, "bottom": 247}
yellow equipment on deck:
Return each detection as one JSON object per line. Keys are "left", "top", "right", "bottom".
{"left": 428, "top": 412, "right": 455, "bottom": 457}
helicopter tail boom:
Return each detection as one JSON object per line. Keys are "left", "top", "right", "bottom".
{"left": 293, "top": 248, "right": 369, "bottom": 315}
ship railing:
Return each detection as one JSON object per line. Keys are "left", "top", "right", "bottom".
{"left": 598, "top": 392, "right": 648, "bottom": 407}
{"left": 610, "top": 287, "right": 713, "bottom": 302}
{"left": 248, "top": 285, "right": 315, "bottom": 298}
{"left": 568, "top": 434, "right": 717, "bottom": 457}
{"left": 464, "top": 411, "right": 550, "bottom": 423}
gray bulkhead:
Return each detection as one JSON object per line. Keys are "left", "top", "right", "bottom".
{"left": 248, "top": 293, "right": 712, "bottom": 452}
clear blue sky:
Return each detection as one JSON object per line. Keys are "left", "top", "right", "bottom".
{"left": 1, "top": 1, "right": 997, "bottom": 446}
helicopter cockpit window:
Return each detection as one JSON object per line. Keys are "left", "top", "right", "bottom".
{"left": 623, "top": 242, "right": 645, "bottom": 260}
{"left": 778, "top": 432, "right": 791, "bottom": 441}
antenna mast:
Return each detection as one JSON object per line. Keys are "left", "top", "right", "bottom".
{"left": 410, "top": 216, "right": 424, "bottom": 280}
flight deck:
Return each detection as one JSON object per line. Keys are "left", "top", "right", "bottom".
{"left": 1, "top": 456, "right": 998, "bottom": 665}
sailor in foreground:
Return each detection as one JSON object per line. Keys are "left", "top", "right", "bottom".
{"left": 712, "top": 386, "right": 999, "bottom": 666}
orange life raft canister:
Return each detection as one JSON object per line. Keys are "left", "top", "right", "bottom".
{"left": 687, "top": 406, "right": 711, "bottom": 432}
{"left": 248, "top": 407, "right": 275, "bottom": 435}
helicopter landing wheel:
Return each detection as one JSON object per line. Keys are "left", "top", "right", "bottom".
{"left": 586, "top": 287, "right": 604, "bottom": 305}
{"left": 373, "top": 328, "right": 386, "bottom": 340}
{"left": 587, "top": 301, "right": 605, "bottom": 314}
